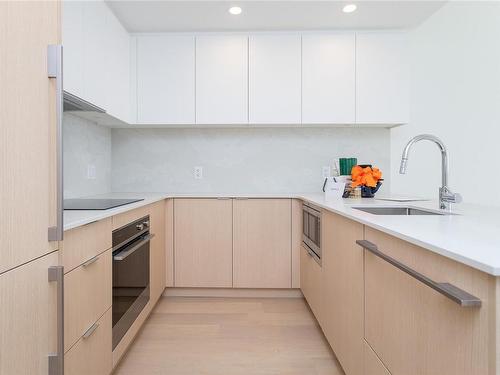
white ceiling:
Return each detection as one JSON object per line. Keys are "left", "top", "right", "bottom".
{"left": 106, "top": 0, "right": 446, "bottom": 33}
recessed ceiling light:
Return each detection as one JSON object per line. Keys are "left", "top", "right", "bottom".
{"left": 229, "top": 6, "right": 242, "bottom": 15}
{"left": 342, "top": 4, "right": 357, "bottom": 13}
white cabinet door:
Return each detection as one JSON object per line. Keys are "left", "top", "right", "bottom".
{"left": 82, "top": 1, "right": 108, "bottom": 110}
{"left": 104, "top": 8, "right": 130, "bottom": 123}
{"left": 64, "top": 1, "right": 130, "bottom": 121}
{"left": 249, "top": 34, "right": 301, "bottom": 124}
{"left": 62, "top": 1, "right": 84, "bottom": 98}
{"left": 356, "top": 33, "right": 409, "bottom": 124}
{"left": 302, "top": 34, "right": 355, "bottom": 124}
{"left": 196, "top": 35, "right": 248, "bottom": 124}
{"left": 137, "top": 35, "right": 195, "bottom": 124}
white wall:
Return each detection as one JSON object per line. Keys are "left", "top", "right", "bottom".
{"left": 391, "top": 2, "right": 500, "bottom": 206}
{"left": 111, "top": 127, "right": 390, "bottom": 193}
{"left": 63, "top": 114, "right": 112, "bottom": 198}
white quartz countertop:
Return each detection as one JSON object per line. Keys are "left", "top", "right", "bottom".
{"left": 64, "top": 192, "right": 500, "bottom": 276}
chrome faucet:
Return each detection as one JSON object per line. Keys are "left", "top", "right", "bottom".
{"left": 399, "top": 134, "right": 462, "bottom": 210}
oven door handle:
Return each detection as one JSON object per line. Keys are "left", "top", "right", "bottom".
{"left": 113, "top": 233, "right": 155, "bottom": 261}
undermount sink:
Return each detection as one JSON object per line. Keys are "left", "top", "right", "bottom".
{"left": 352, "top": 206, "right": 453, "bottom": 216}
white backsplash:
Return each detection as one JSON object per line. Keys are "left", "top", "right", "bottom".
{"left": 63, "top": 114, "right": 112, "bottom": 198}
{"left": 111, "top": 127, "right": 390, "bottom": 193}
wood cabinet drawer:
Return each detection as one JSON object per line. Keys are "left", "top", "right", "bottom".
{"left": 364, "top": 340, "right": 391, "bottom": 375}
{"left": 61, "top": 218, "right": 112, "bottom": 272}
{"left": 65, "top": 308, "right": 112, "bottom": 375}
{"left": 64, "top": 249, "right": 112, "bottom": 352}
{"left": 364, "top": 227, "right": 491, "bottom": 375}
{"left": 300, "top": 245, "right": 323, "bottom": 324}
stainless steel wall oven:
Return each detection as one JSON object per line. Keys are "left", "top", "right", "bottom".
{"left": 112, "top": 215, "right": 153, "bottom": 350}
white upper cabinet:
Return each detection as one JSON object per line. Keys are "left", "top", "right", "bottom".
{"left": 81, "top": 1, "right": 109, "bottom": 111}
{"left": 356, "top": 33, "right": 410, "bottom": 124}
{"left": 104, "top": 8, "right": 131, "bottom": 123}
{"left": 196, "top": 35, "right": 248, "bottom": 124}
{"left": 62, "top": 1, "right": 84, "bottom": 99}
{"left": 63, "top": 0, "right": 130, "bottom": 123}
{"left": 63, "top": 15, "right": 409, "bottom": 128}
{"left": 249, "top": 34, "right": 302, "bottom": 124}
{"left": 136, "top": 35, "right": 195, "bottom": 124}
{"left": 302, "top": 34, "right": 356, "bottom": 124}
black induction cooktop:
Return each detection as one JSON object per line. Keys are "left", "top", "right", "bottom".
{"left": 64, "top": 198, "right": 144, "bottom": 210}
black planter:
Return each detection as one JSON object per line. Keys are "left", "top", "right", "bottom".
{"left": 361, "top": 182, "right": 382, "bottom": 198}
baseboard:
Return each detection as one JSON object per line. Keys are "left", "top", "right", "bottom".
{"left": 163, "top": 287, "right": 304, "bottom": 298}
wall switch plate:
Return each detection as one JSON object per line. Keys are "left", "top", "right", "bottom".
{"left": 87, "top": 164, "right": 97, "bottom": 180}
{"left": 322, "top": 166, "right": 331, "bottom": 178}
{"left": 194, "top": 166, "right": 203, "bottom": 179}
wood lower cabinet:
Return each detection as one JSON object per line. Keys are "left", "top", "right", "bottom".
{"left": 174, "top": 199, "right": 233, "bottom": 287}
{"left": 150, "top": 200, "right": 166, "bottom": 302}
{"left": 64, "top": 249, "right": 112, "bottom": 352}
{"left": 364, "top": 227, "right": 493, "bottom": 375}
{"left": 165, "top": 199, "right": 174, "bottom": 287}
{"left": 65, "top": 308, "right": 112, "bottom": 375}
{"left": 0, "top": 252, "right": 58, "bottom": 374}
{"left": 233, "top": 199, "right": 292, "bottom": 288}
{"left": 300, "top": 245, "right": 323, "bottom": 324}
{"left": 364, "top": 341, "right": 391, "bottom": 375}
{"left": 60, "top": 218, "right": 112, "bottom": 273}
{"left": 322, "top": 212, "right": 364, "bottom": 375}
{"left": 291, "top": 199, "right": 302, "bottom": 288}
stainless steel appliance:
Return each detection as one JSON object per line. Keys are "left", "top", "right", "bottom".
{"left": 302, "top": 203, "right": 321, "bottom": 265}
{"left": 63, "top": 91, "right": 106, "bottom": 113}
{"left": 112, "top": 216, "right": 153, "bottom": 350}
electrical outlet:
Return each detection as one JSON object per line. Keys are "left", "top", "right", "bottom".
{"left": 87, "top": 164, "right": 96, "bottom": 180}
{"left": 194, "top": 166, "right": 203, "bottom": 179}
{"left": 322, "top": 166, "right": 331, "bottom": 178}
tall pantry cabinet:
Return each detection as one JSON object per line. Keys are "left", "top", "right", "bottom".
{"left": 0, "top": 2, "right": 62, "bottom": 374}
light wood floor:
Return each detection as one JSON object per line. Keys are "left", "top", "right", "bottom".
{"left": 114, "top": 297, "right": 345, "bottom": 375}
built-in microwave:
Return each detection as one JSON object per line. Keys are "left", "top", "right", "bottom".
{"left": 302, "top": 203, "right": 321, "bottom": 265}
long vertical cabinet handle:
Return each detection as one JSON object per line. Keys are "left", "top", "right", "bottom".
{"left": 48, "top": 266, "right": 64, "bottom": 375}
{"left": 47, "top": 45, "right": 64, "bottom": 241}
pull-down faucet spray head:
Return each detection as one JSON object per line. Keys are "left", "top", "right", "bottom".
{"left": 399, "top": 158, "right": 408, "bottom": 174}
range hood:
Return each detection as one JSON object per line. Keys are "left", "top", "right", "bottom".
{"left": 63, "top": 91, "right": 105, "bottom": 113}
{"left": 63, "top": 91, "right": 128, "bottom": 127}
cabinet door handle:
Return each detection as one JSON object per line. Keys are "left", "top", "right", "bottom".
{"left": 82, "top": 322, "right": 99, "bottom": 339}
{"left": 82, "top": 255, "right": 98, "bottom": 268}
{"left": 356, "top": 240, "right": 481, "bottom": 307}
{"left": 48, "top": 266, "right": 64, "bottom": 375}
{"left": 47, "top": 44, "right": 64, "bottom": 242}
